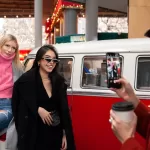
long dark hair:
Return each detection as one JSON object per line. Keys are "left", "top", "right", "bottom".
{"left": 32, "top": 44, "right": 65, "bottom": 88}
{"left": 32, "top": 44, "right": 59, "bottom": 74}
{"left": 144, "top": 29, "right": 150, "bottom": 38}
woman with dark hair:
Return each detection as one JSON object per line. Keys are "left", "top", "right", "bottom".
{"left": 12, "top": 45, "right": 76, "bottom": 150}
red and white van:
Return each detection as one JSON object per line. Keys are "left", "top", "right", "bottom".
{"left": 1, "top": 38, "right": 150, "bottom": 149}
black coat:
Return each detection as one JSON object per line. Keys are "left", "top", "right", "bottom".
{"left": 12, "top": 68, "right": 76, "bottom": 150}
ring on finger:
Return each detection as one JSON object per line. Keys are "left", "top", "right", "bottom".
{"left": 109, "top": 117, "right": 113, "bottom": 123}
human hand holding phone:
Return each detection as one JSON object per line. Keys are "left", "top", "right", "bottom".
{"left": 111, "top": 77, "right": 140, "bottom": 108}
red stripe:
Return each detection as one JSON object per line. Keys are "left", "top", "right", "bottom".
{"left": 0, "top": 134, "right": 6, "bottom": 141}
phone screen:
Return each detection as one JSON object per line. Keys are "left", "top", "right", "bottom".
{"left": 106, "top": 53, "right": 121, "bottom": 88}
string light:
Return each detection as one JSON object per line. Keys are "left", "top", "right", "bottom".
{"left": 47, "top": 27, "right": 50, "bottom": 31}
{"left": 56, "top": 28, "right": 59, "bottom": 32}
{"left": 56, "top": 18, "right": 60, "bottom": 22}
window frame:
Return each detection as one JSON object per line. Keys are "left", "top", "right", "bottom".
{"left": 24, "top": 57, "right": 35, "bottom": 72}
{"left": 80, "top": 54, "right": 124, "bottom": 89}
{"left": 135, "top": 55, "right": 150, "bottom": 92}
{"left": 58, "top": 56, "right": 74, "bottom": 88}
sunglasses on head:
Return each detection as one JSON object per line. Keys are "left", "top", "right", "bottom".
{"left": 42, "top": 58, "right": 60, "bottom": 63}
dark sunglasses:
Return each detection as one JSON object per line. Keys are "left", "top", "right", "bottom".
{"left": 42, "top": 58, "right": 60, "bottom": 63}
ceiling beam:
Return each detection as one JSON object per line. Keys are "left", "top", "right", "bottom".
{"left": 0, "top": 12, "right": 34, "bottom": 17}
{"left": 0, "top": 1, "right": 34, "bottom": 5}
{"left": 0, "top": 4, "right": 34, "bottom": 9}
{"left": 0, "top": 8, "right": 33, "bottom": 11}
{"left": 98, "top": 11, "right": 127, "bottom": 17}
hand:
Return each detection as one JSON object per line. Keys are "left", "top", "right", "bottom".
{"left": 111, "top": 77, "right": 140, "bottom": 108}
{"left": 110, "top": 110, "right": 137, "bottom": 144}
{"left": 61, "top": 134, "right": 67, "bottom": 150}
{"left": 38, "top": 107, "right": 53, "bottom": 125}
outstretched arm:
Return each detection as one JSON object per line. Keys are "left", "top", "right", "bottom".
{"left": 134, "top": 101, "right": 150, "bottom": 139}
{"left": 121, "top": 137, "right": 144, "bottom": 150}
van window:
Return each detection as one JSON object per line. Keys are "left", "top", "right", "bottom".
{"left": 24, "top": 57, "right": 73, "bottom": 87}
{"left": 58, "top": 58, "right": 73, "bottom": 87}
{"left": 82, "top": 55, "right": 122, "bottom": 88}
{"left": 136, "top": 57, "right": 150, "bottom": 90}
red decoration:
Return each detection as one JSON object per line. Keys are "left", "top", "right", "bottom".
{"left": 63, "top": 0, "right": 82, "bottom": 7}
{"left": 0, "top": 133, "right": 6, "bottom": 141}
{"left": 19, "top": 49, "right": 31, "bottom": 61}
{"left": 45, "top": 19, "right": 51, "bottom": 33}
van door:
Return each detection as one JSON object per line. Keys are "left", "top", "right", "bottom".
{"left": 71, "top": 54, "right": 124, "bottom": 150}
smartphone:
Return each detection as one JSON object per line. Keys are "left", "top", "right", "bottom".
{"left": 106, "top": 52, "right": 121, "bottom": 89}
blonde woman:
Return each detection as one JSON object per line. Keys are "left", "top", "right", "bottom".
{"left": 0, "top": 34, "right": 23, "bottom": 134}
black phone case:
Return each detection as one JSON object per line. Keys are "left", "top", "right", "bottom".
{"left": 106, "top": 52, "right": 121, "bottom": 89}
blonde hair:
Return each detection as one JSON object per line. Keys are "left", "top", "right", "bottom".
{"left": 0, "top": 34, "right": 23, "bottom": 70}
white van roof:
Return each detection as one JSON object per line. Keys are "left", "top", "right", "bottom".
{"left": 29, "top": 38, "right": 150, "bottom": 56}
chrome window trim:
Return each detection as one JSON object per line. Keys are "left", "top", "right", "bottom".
{"left": 80, "top": 54, "right": 124, "bottom": 89}
{"left": 58, "top": 56, "right": 74, "bottom": 88}
{"left": 135, "top": 55, "right": 150, "bottom": 92}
